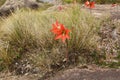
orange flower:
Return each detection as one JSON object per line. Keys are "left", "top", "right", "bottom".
{"left": 58, "top": 6, "right": 63, "bottom": 10}
{"left": 55, "top": 26, "right": 70, "bottom": 43}
{"left": 89, "top": 1, "right": 95, "bottom": 9}
{"left": 85, "top": 1, "right": 90, "bottom": 7}
{"left": 51, "top": 21, "right": 63, "bottom": 35}
{"left": 51, "top": 21, "right": 70, "bottom": 43}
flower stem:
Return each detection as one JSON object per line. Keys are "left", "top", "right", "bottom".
{"left": 65, "top": 42, "right": 69, "bottom": 62}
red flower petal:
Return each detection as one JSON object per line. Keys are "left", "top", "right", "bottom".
{"left": 65, "top": 34, "right": 70, "bottom": 39}
{"left": 61, "top": 35, "right": 66, "bottom": 43}
{"left": 55, "top": 34, "right": 63, "bottom": 40}
{"left": 56, "top": 21, "right": 59, "bottom": 26}
{"left": 89, "top": 2, "right": 95, "bottom": 9}
{"left": 85, "top": 1, "right": 90, "bottom": 7}
{"left": 51, "top": 21, "right": 70, "bottom": 43}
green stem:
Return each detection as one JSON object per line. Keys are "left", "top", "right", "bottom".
{"left": 65, "top": 41, "right": 69, "bottom": 62}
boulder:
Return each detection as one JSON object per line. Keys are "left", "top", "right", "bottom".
{"left": 0, "top": 0, "right": 40, "bottom": 16}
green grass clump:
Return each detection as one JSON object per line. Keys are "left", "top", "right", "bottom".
{"left": 62, "top": 0, "right": 73, "bottom": 3}
{"left": 0, "top": 5, "right": 101, "bottom": 71}
{"left": 0, "top": 0, "right": 6, "bottom": 7}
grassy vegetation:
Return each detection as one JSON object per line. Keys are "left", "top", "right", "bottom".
{"left": 0, "top": 5, "right": 102, "bottom": 71}
{"left": 0, "top": 4, "right": 120, "bottom": 74}
{"left": 0, "top": 0, "right": 6, "bottom": 7}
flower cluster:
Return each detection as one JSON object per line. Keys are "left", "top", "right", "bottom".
{"left": 89, "top": 1, "right": 95, "bottom": 8}
{"left": 85, "top": 0, "right": 90, "bottom": 7}
{"left": 51, "top": 21, "right": 70, "bottom": 43}
{"left": 58, "top": 5, "right": 63, "bottom": 11}
{"left": 85, "top": 0, "right": 95, "bottom": 9}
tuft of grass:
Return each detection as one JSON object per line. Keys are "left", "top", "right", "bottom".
{"left": 0, "top": 5, "right": 101, "bottom": 71}
{"left": 0, "top": 0, "right": 6, "bottom": 7}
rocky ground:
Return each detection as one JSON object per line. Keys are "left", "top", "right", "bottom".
{"left": 47, "top": 68, "right": 120, "bottom": 80}
{"left": 87, "top": 5, "right": 120, "bottom": 19}
{"left": 1, "top": 67, "right": 120, "bottom": 80}
{"left": 0, "top": 4, "right": 120, "bottom": 80}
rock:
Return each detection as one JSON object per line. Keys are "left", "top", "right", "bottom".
{"left": 37, "top": 0, "right": 55, "bottom": 3}
{"left": 37, "top": 0, "right": 62, "bottom": 4}
{"left": 24, "top": 0, "right": 40, "bottom": 9}
{"left": 46, "top": 68, "right": 120, "bottom": 80}
{"left": 0, "top": 0, "right": 40, "bottom": 16}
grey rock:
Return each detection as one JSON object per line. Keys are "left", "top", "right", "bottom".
{"left": 0, "top": 0, "right": 40, "bottom": 16}
{"left": 38, "top": 0, "right": 55, "bottom": 3}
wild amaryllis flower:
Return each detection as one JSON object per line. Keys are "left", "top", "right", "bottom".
{"left": 58, "top": 5, "right": 63, "bottom": 10}
{"left": 51, "top": 21, "right": 70, "bottom": 43}
{"left": 51, "top": 21, "right": 63, "bottom": 35}
{"left": 85, "top": 0, "right": 90, "bottom": 7}
{"left": 55, "top": 25, "right": 70, "bottom": 43}
{"left": 89, "top": 1, "right": 95, "bottom": 9}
